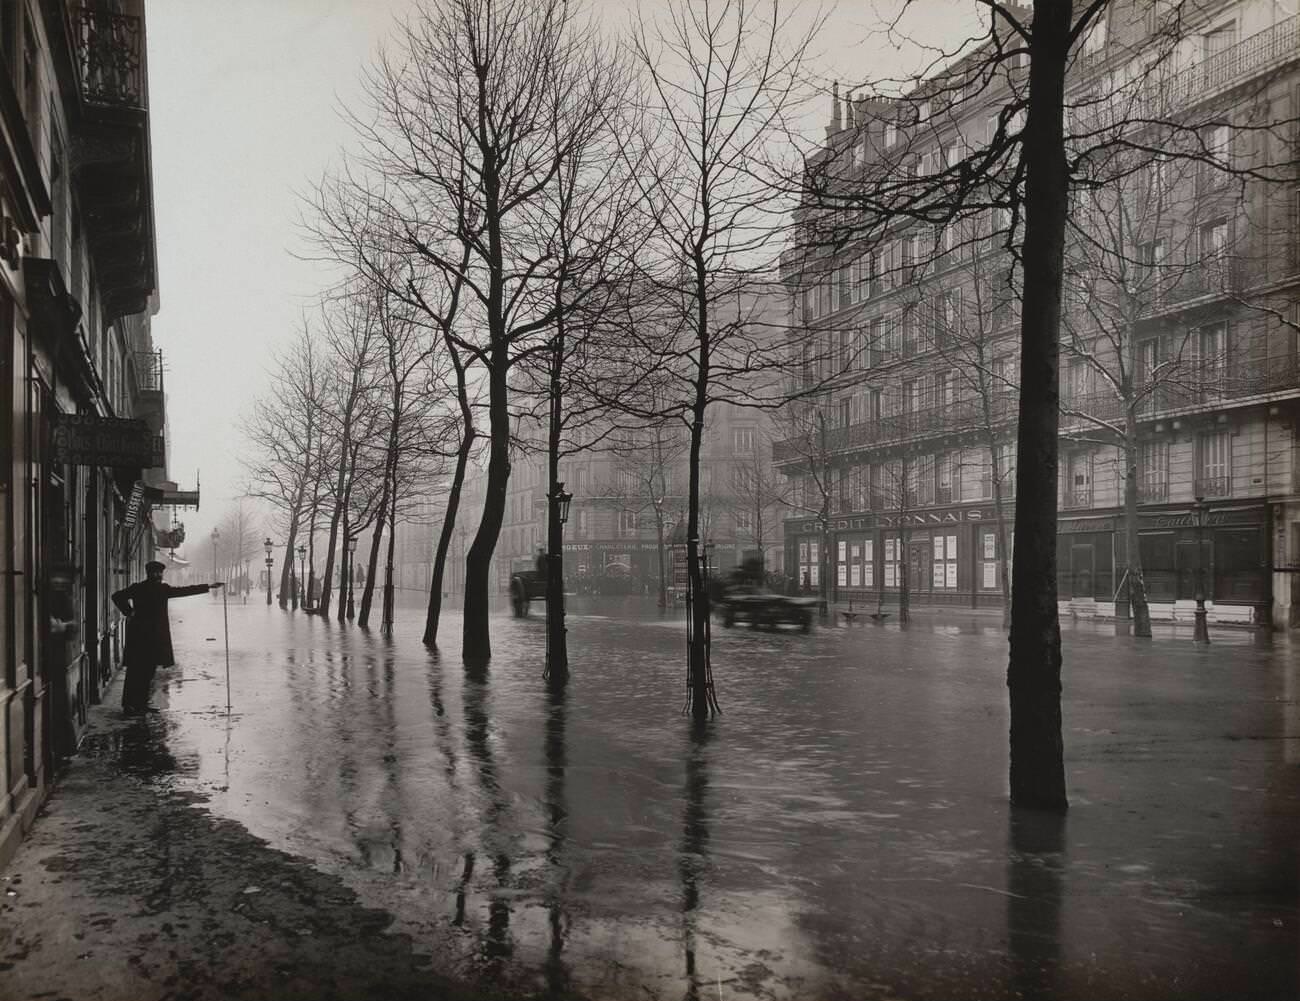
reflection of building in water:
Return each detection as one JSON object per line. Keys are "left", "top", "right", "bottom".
{"left": 0, "top": 0, "right": 182, "bottom": 869}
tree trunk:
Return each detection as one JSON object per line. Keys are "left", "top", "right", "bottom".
{"left": 358, "top": 472, "right": 389, "bottom": 628}
{"left": 424, "top": 430, "right": 475, "bottom": 646}
{"left": 1007, "top": 0, "right": 1070, "bottom": 813}
{"left": 383, "top": 476, "right": 398, "bottom": 635}
{"left": 278, "top": 514, "right": 300, "bottom": 609}
{"left": 545, "top": 337, "right": 569, "bottom": 684}
{"left": 463, "top": 359, "right": 511, "bottom": 667}
{"left": 1123, "top": 418, "right": 1152, "bottom": 637}
{"left": 317, "top": 455, "right": 350, "bottom": 619}
{"left": 655, "top": 511, "right": 667, "bottom": 608}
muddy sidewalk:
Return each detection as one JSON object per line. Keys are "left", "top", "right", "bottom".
{"left": 0, "top": 706, "right": 519, "bottom": 1001}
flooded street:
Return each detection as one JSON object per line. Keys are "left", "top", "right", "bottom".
{"left": 131, "top": 594, "right": 1299, "bottom": 1000}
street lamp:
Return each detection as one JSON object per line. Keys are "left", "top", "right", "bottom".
{"left": 346, "top": 534, "right": 358, "bottom": 620}
{"left": 544, "top": 483, "right": 574, "bottom": 682}
{"left": 210, "top": 527, "right": 220, "bottom": 597}
{"left": 297, "top": 544, "right": 308, "bottom": 612}
{"left": 1193, "top": 493, "right": 1210, "bottom": 644}
{"left": 264, "top": 537, "right": 274, "bottom": 607}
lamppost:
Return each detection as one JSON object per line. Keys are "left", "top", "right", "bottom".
{"left": 346, "top": 534, "right": 358, "bottom": 620}
{"left": 297, "top": 545, "right": 308, "bottom": 612}
{"left": 210, "top": 527, "right": 220, "bottom": 599}
{"left": 544, "top": 483, "right": 573, "bottom": 681}
{"left": 264, "top": 537, "right": 274, "bottom": 607}
{"left": 1193, "top": 493, "right": 1210, "bottom": 644}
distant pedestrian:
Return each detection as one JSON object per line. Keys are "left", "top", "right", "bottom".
{"left": 802, "top": 570, "right": 812, "bottom": 594}
{"left": 112, "top": 561, "right": 222, "bottom": 715}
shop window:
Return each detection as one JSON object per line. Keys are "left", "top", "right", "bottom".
{"left": 836, "top": 540, "right": 848, "bottom": 588}
{"left": 932, "top": 533, "right": 958, "bottom": 590}
{"left": 980, "top": 529, "right": 1001, "bottom": 589}
{"left": 883, "top": 536, "right": 901, "bottom": 588}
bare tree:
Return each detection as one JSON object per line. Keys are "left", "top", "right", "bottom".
{"left": 322, "top": 0, "right": 641, "bottom": 666}
{"left": 626, "top": 0, "right": 824, "bottom": 718}
{"left": 241, "top": 328, "right": 328, "bottom": 609}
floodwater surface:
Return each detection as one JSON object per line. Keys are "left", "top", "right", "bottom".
{"left": 141, "top": 592, "right": 1298, "bottom": 1000}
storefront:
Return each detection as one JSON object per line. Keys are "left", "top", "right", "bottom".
{"left": 785, "top": 504, "right": 1013, "bottom": 609}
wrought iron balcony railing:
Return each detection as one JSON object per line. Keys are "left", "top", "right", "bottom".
{"left": 1150, "top": 16, "right": 1299, "bottom": 113}
{"left": 1138, "top": 482, "right": 1169, "bottom": 504}
{"left": 134, "top": 349, "right": 163, "bottom": 393}
{"left": 72, "top": 6, "right": 145, "bottom": 110}
{"left": 1062, "top": 488, "right": 1094, "bottom": 510}
{"left": 1193, "top": 476, "right": 1231, "bottom": 500}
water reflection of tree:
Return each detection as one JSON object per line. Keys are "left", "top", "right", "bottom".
{"left": 542, "top": 684, "right": 570, "bottom": 998}
{"left": 1005, "top": 809, "right": 1065, "bottom": 999}
{"left": 462, "top": 679, "right": 514, "bottom": 970}
{"left": 679, "top": 717, "right": 712, "bottom": 1001}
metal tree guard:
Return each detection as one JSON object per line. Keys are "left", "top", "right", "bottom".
{"left": 683, "top": 540, "right": 720, "bottom": 717}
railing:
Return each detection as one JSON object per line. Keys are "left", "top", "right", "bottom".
{"left": 1151, "top": 16, "right": 1299, "bottom": 113}
{"left": 1062, "top": 488, "right": 1093, "bottom": 510}
{"left": 72, "top": 7, "right": 145, "bottom": 110}
{"left": 1138, "top": 482, "right": 1169, "bottom": 504}
{"left": 134, "top": 349, "right": 163, "bottom": 393}
{"left": 1194, "top": 476, "right": 1231, "bottom": 499}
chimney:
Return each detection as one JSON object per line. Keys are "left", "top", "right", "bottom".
{"left": 826, "top": 81, "right": 842, "bottom": 139}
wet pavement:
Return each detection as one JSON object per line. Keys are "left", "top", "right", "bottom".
{"left": 3, "top": 592, "right": 1298, "bottom": 1000}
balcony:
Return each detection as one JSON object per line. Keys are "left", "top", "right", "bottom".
{"left": 1193, "top": 476, "right": 1231, "bottom": 500}
{"left": 772, "top": 397, "right": 998, "bottom": 464}
{"left": 59, "top": 6, "right": 155, "bottom": 323}
{"left": 72, "top": 6, "right": 145, "bottom": 110}
{"left": 1130, "top": 16, "right": 1300, "bottom": 118}
{"left": 1062, "top": 488, "right": 1094, "bottom": 510}
{"left": 1138, "top": 482, "right": 1169, "bottom": 504}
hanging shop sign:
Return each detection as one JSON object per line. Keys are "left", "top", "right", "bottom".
{"left": 50, "top": 413, "right": 164, "bottom": 468}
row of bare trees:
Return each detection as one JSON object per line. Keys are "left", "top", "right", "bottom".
{"left": 241, "top": 279, "right": 454, "bottom": 630}
{"left": 241, "top": 0, "right": 1296, "bottom": 815}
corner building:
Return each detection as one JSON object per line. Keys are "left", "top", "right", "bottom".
{"left": 778, "top": 0, "right": 1300, "bottom": 627}
{"left": 0, "top": 1, "right": 166, "bottom": 866}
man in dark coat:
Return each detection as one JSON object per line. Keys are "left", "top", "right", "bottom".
{"left": 112, "top": 561, "right": 222, "bottom": 715}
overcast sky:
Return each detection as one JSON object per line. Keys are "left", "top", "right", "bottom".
{"left": 146, "top": 0, "right": 976, "bottom": 559}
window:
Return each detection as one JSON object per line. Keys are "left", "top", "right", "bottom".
{"left": 1200, "top": 124, "right": 1231, "bottom": 190}
{"left": 1138, "top": 338, "right": 1162, "bottom": 412}
{"left": 883, "top": 535, "right": 901, "bottom": 588}
{"left": 837, "top": 264, "right": 852, "bottom": 308}
{"left": 618, "top": 510, "right": 640, "bottom": 537}
{"left": 980, "top": 529, "right": 1001, "bottom": 590}
{"left": 575, "top": 509, "right": 590, "bottom": 538}
{"left": 1199, "top": 218, "right": 1228, "bottom": 262}
{"left": 885, "top": 123, "right": 897, "bottom": 147}
{"left": 1082, "top": 15, "right": 1108, "bottom": 56}
{"left": 995, "top": 442, "right": 1016, "bottom": 497}
{"left": 1194, "top": 322, "right": 1227, "bottom": 384}
{"left": 1196, "top": 431, "right": 1231, "bottom": 498}
{"left": 915, "top": 454, "right": 936, "bottom": 506}
{"left": 1064, "top": 452, "right": 1093, "bottom": 508}
{"left": 932, "top": 533, "right": 958, "bottom": 589}
{"left": 1138, "top": 238, "right": 1166, "bottom": 292}
{"left": 1140, "top": 441, "right": 1169, "bottom": 503}
{"left": 734, "top": 509, "right": 753, "bottom": 532}
{"left": 857, "top": 252, "right": 876, "bottom": 300}
{"left": 936, "top": 451, "right": 958, "bottom": 504}
{"left": 977, "top": 449, "right": 993, "bottom": 500}
{"left": 732, "top": 426, "right": 754, "bottom": 455}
